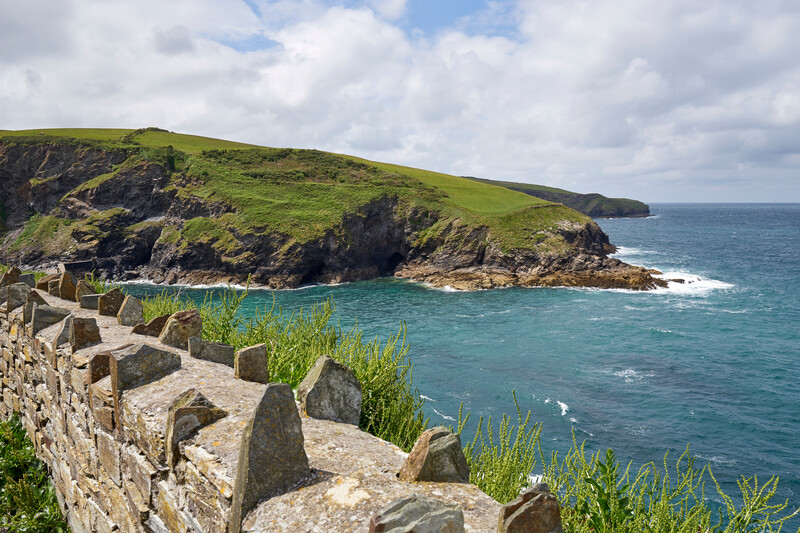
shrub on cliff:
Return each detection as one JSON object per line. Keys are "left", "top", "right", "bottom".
{"left": 0, "top": 415, "right": 69, "bottom": 532}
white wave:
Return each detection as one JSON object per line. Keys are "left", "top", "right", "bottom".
{"left": 613, "top": 369, "right": 655, "bottom": 383}
{"left": 544, "top": 398, "right": 570, "bottom": 416}
{"left": 527, "top": 474, "right": 544, "bottom": 485}
{"left": 653, "top": 271, "right": 734, "bottom": 295}
{"left": 569, "top": 417, "right": 578, "bottom": 424}
{"left": 419, "top": 395, "right": 436, "bottom": 402}
{"left": 431, "top": 407, "right": 455, "bottom": 421}
{"left": 455, "top": 313, "right": 485, "bottom": 319}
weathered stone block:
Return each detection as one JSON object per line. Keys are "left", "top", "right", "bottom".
{"left": 189, "top": 336, "right": 235, "bottom": 367}
{"left": 31, "top": 304, "right": 71, "bottom": 336}
{"left": 165, "top": 388, "right": 226, "bottom": 468}
{"left": 156, "top": 480, "right": 189, "bottom": 533}
{"left": 47, "top": 279, "right": 60, "bottom": 296}
{"left": 52, "top": 314, "right": 74, "bottom": 347}
{"left": 234, "top": 343, "right": 269, "bottom": 384}
{"left": 117, "top": 295, "right": 144, "bottom": 326}
{"left": 80, "top": 293, "right": 101, "bottom": 310}
{"left": 18, "top": 273, "right": 36, "bottom": 288}
{"left": 369, "top": 495, "right": 465, "bottom": 533}
{"left": 58, "top": 272, "right": 78, "bottom": 301}
{"left": 73, "top": 317, "right": 102, "bottom": 350}
{"left": 98, "top": 288, "right": 125, "bottom": 317}
{"left": 498, "top": 485, "right": 563, "bottom": 533}
{"left": 109, "top": 343, "right": 181, "bottom": 433}
{"left": 298, "top": 354, "right": 362, "bottom": 425}
{"left": 74, "top": 280, "right": 95, "bottom": 302}
{"left": 97, "top": 429, "right": 121, "bottom": 486}
{"left": 123, "top": 445, "right": 157, "bottom": 505}
{"left": 23, "top": 290, "right": 47, "bottom": 324}
{"left": 229, "top": 383, "right": 310, "bottom": 533}
{"left": 131, "top": 313, "right": 169, "bottom": 337}
{"left": 0, "top": 266, "right": 21, "bottom": 287}
{"left": 158, "top": 308, "right": 201, "bottom": 350}
{"left": 35, "top": 273, "right": 58, "bottom": 291}
{"left": 5, "top": 282, "right": 31, "bottom": 312}
{"left": 184, "top": 460, "right": 228, "bottom": 533}
{"left": 398, "top": 426, "right": 470, "bottom": 483}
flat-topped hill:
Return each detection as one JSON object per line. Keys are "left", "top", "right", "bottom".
{"left": 0, "top": 128, "right": 663, "bottom": 290}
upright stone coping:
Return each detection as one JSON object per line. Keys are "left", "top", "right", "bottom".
{"left": 117, "top": 295, "right": 144, "bottom": 326}
{"left": 158, "top": 308, "right": 202, "bottom": 350}
{"left": 74, "top": 280, "right": 94, "bottom": 302}
{"left": 369, "top": 495, "right": 465, "bottom": 533}
{"left": 1, "top": 287, "right": 501, "bottom": 533}
{"left": 23, "top": 290, "right": 47, "bottom": 324}
{"left": 189, "top": 336, "right": 235, "bottom": 367}
{"left": 297, "top": 354, "right": 362, "bottom": 425}
{"left": 165, "top": 389, "right": 227, "bottom": 468}
{"left": 132, "top": 313, "right": 170, "bottom": 337}
{"left": 98, "top": 287, "right": 125, "bottom": 317}
{"left": 30, "top": 304, "right": 71, "bottom": 335}
{"left": 234, "top": 343, "right": 270, "bottom": 384}
{"left": 58, "top": 272, "right": 78, "bottom": 301}
{"left": 498, "top": 484, "right": 563, "bottom": 533}
{"left": 80, "top": 293, "right": 101, "bottom": 310}
{"left": 5, "top": 282, "right": 32, "bottom": 312}
{"left": 109, "top": 343, "right": 181, "bottom": 433}
{"left": 18, "top": 273, "right": 36, "bottom": 288}
{"left": 229, "top": 383, "right": 310, "bottom": 533}
{"left": 35, "top": 273, "right": 58, "bottom": 291}
{"left": 0, "top": 266, "right": 20, "bottom": 287}
{"left": 398, "top": 427, "right": 471, "bottom": 483}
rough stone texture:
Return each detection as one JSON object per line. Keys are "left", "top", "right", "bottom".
{"left": 116, "top": 295, "right": 144, "bottom": 326}
{"left": 80, "top": 294, "right": 101, "bottom": 310}
{"left": 229, "top": 383, "right": 310, "bottom": 533}
{"left": 369, "top": 495, "right": 465, "bottom": 533}
{"left": 58, "top": 272, "right": 78, "bottom": 301}
{"left": 98, "top": 288, "right": 125, "bottom": 317}
{"left": 1, "top": 287, "right": 501, "bottom": 533}
{"left": 31, "top": 304, "right": 71, "bottom": 335}
{"left": 298, "top": 355, "right": 362, "bottom": 425}
{"left": 110, "top": 343, "right": 181, "bottom": 392}
{"left": 5, "top": 282, "right": 32, "bottom": 312}
{"left": 74, "top": 280, "right": 95, "bottom": 302}
{"left": 234, "top": 343, "right": 269, "bottom": 384}
{"left": 398, "top": 427, "right": 470, "bottom": 483}
{"left": 131, "top": 313, "right": 169, "bottom": 337}
{"left": 19, "top": 273, "right": 36, "bottom": 288}
{"left": 165, "top": 388, "right": 226, "bottom": 468}
{"left": 35, "top": 273, "right": 58, "bottom": 291}
{"left": 73, "top": 318, "right": 102, "bottom": 350}
{"left": 498, "top": 486, "right": 563, "bottom": 533}
{"left": 53, "top": 314, "right": 74, "bottom": 347}
{"left": 47, "top": 279, "right": 60, "bottom": 296}
{"left": 23, "top": 290, "right": 48, "bottom": 324}
{"left": 189, "top": 336, "right": 235, "bottom": 367}
{"left": 0, "top": 266, "right": 21, "bottom": 287}
{"left": 158, "top": 309, "right": 201, "bottom": 350}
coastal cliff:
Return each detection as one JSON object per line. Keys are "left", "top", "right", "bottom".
{"left": 0, "top": 129, "right": 665, "bottom": 291}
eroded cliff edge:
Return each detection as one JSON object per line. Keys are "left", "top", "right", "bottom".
{"left": 0, "top": 133, "right": 666, "bottom": 291}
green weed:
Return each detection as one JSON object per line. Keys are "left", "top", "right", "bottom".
{"left": 0, "top": 415, "right": 69, "bottom": 532}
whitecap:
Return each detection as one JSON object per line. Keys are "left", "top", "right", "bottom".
{"left": 569, "top": 417, "right": 578, "bottom": 423}
{"left": 557, "top": 401, "right": 569, "bottom": 416}
{"left": 431, "top": 407, "right": 455, "bottom": 422}
{"left": 419, "top": 395, "right": 436, "bottom": 402}
{"left": 613, "top": 369, "right": 655, "bottom": 383}
{"left": 653, "top": 271, "right": 734, "bottom": 295}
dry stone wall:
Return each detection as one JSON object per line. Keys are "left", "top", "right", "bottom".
{"left": 0, "top": 279, "right": 502, "bottom": 532}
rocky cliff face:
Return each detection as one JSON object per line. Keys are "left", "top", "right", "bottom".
{"left": 0, "top": 140, "right": 665, "bottom": 290}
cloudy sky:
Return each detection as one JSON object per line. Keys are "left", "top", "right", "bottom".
{"left": 2, "top": 0, "right": 799, "bottom": 202}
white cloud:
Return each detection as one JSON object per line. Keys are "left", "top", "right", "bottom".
{"left": 1, "top": 0, "right": 799, "bottom": 202}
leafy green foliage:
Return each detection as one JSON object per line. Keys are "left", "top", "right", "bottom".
{"left": 456, "top": 391, "right": 542, "bottom": 503}
{"left": 0, "top": 415, "right": 69, "bottom": 532}
{"left": 83, "top": 271, "right": 121, "bottom": 294}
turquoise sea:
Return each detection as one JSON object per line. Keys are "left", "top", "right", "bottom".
{"left": 127, "top": 203, "right": 800, "bottom": 511}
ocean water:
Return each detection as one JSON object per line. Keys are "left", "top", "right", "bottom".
{"left": 127, "top": 203, "right": 800, "bottom": 512}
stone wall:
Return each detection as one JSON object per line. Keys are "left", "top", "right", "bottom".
{"left": 0, "top": 279, "right": 501, "bottom": 532}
